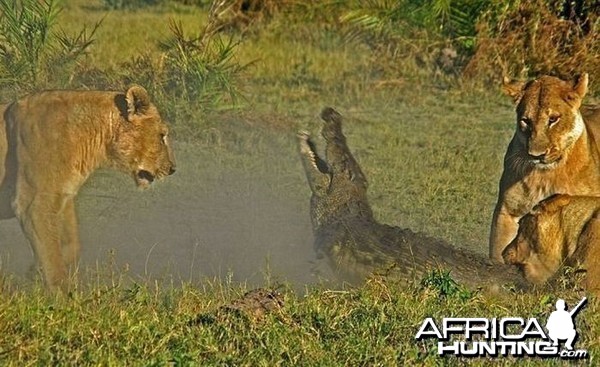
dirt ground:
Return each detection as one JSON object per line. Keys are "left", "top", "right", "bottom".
{"left": 0, "top": 137, "right": 334, "bottom": 290}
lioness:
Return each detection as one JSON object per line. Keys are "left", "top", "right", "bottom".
{"left": 0, "top": 86, "right": 176, "bottom": 291}
{"left": 502, "top": 194, "right": 600, "bottom": 294}
{"left": 489, "top": 73, "right": 600, "bottom": 263}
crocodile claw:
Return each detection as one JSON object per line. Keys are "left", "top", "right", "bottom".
{"left": 297, "top": 130, "right": 311, "bottom": 140}
{"left": 321, "top": 107, "right": 342, "bottom": 123}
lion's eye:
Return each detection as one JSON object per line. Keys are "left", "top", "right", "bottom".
{"left": 548, "top": 115, "right": 560, "bottom": 126}
{"left": 160, "top": 133, "right": 167, "bottom": 145}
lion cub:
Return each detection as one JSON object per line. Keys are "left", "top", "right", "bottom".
{"left": 0, "top": 86, "right": 176, "bottom": 291}
{"left": 502, "top": 194, "right": 600, "bottom": 294}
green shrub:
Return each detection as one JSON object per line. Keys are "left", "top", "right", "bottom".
{"left": 158, "top": 20, "right": 245, "bottom": 108}
{"left": 338, "top": 0, "right": 492, "bottom": 80}
{"left": 341, "top": 0, "right": 490, "bottom": 52}
{"left": 420, "top": 269, "right": 472, "bottom": 300}
{"left": 115, "top": 1, "right": 247, "bottom": 136}
{"left": 0, "top": 0, "right": 101, "bottom": 98}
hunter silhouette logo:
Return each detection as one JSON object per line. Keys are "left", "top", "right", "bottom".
{"left": 546, "top": 297, "right": 586, "bottom": 351}
{"left": 415, "top": 297, "right": 588, "bottom": 359}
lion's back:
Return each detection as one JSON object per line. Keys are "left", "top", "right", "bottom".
{"left": 11, "top": 90, "right": 120, "bottom": 127}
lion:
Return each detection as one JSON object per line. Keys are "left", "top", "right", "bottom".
{"left": 489, "top": 73, "right": 600, "bottom": 263}
{"left": 502, "top": 194, "right": 600, "bottom": 294}
{"left": 0, "top": 85, "right": 176, "bottom": 291}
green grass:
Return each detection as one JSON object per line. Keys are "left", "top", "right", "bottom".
{"left": 60, "top": 1, "right": 209, "bottom": 68}
{"left": 1, "top": 0, "right": 599, "bottom": 365}
{"left": 1, "top": 279, "right": 599, "bottom": 366}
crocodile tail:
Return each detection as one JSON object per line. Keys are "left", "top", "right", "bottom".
{"left": 321, "top": 107, "right": 342, "bottom": 123}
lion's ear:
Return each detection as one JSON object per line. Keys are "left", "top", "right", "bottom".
{"left": 126, "top": 85, "right": 151, "bottom": 118}
{"left": 501, "top": 76, "right": 525, "bottom": 104}
{"left": 503, "top": 236, "right": 530, "bottom": 264}
{"left": 565, "top": 73, "right": 589, "bottom": 107}
{"left": 573, "top": 73, "right": 588, "bottom": 98}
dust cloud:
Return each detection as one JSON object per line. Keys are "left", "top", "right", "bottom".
{"left": 0, "top": 139, "right": 334, "bottom": 289}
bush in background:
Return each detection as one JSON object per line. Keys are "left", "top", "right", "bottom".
{"left": 0, "top": 0, "right": 247, "bottom": 138}
{"left": 2, "top": 0, "right": 596, "bottom": 113}
{"left": 117, "top": 0, "right": 248, "bottom": 136}
{"left": 338, "top": 0, "right": 599, "bottom": 91}
{"left": 0, "top": 0, "right": 100, "bottom": 99}
{"left": 339, "top": 0, "right": 490, "bottom": 78}
{"left": 465, "top": 0, "right": 599, "bottom": 87}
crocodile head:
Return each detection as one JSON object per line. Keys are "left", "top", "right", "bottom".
{"left": 298, "top": 107, "right": 373, "bottom": 231}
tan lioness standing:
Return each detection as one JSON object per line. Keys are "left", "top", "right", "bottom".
{"left": 489, "top": 73, "right": 600, "bottom": 263}
{"left": 502, "top": 194, "right": 600, "bottom": 294}
{"left": 0, "top": 86, "right": 176, "bottom": 291}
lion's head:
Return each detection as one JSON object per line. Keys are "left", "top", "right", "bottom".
{"left": 110, "top": 85, "right": 176, "bottom": 188}
{"left": 502, "top": 74, "right": 589, "bottom": 169}
{"left": 502, "top": 195, "right": 571, "bottom": 284}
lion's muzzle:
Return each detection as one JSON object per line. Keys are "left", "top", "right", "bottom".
{"left": 135, "top": 170, "right": 155, "bottom": 188}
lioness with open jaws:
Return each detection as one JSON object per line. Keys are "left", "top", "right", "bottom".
{"left": 0, "top": 86, "right": 176, "bottom": 291}
{"left": 489, "top": 73, "right": 600, "bottom": 263}
{"left": 502, "top": 194, "right": 600, "bottom": 295}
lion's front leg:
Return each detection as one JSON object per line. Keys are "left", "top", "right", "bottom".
{"left": 13, "top": 191, "right": 70, "bottom": 292}
{"left": 61, "top": 198, "right": 80, "bottom": 273}
{"left": 489, "top": 204, "right": 520, "bottom": 264}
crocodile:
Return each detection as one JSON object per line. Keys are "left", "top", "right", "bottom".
{"left": 298, "top": 107, "right": 523, "bottom": 289}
